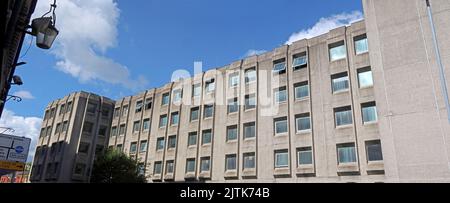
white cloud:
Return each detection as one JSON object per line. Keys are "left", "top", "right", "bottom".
{"left": 285, "top": 11, "right": 363, "bottom": 45}
{"left": 13, "top": 90, "right": 35, "bottom": 100}
{"left": 244, "top": 49, "right": 267, "bottom": 57}
{"left": 0, "top": 110, "right": 43, "bottom": 162}
{"left": 33, "top": 0, "right": 148, "bottom": 90}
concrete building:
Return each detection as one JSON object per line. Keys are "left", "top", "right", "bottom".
{"left": 31, "top": 0, "right": 450, "bottom": 183}
{"left": 30, "top": 92, "right": 114, "bottom": 183}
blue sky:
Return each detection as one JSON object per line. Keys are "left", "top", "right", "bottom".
{"left": 1, "top": 0, "right": 363, "bottom": 160}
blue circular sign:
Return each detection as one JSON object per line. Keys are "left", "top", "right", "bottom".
{"left": 15, "top": 146, "right": 24, "bottom": 154}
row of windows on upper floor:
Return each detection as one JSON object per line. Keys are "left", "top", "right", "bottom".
{"left": 39, "top": 119, "right": 109, "bottom": 138}
{"left": 43, "top": 101, "right": 111, "bottom": 121}
{"left": 112, "top": 35, "right": 369, "bottom": 118}
{"left": 111, "top": 69, "right": 376, "bottom": 136}
{"left": 110, "top": 95, "right": 377, "bottom": 140}
{"left": 111, "top": 67, "right": 373, "bottom": 135}
{"left": 43, "top": 101, "right": 73, "bottom": 120}
{"left": 151, "top": 139, "right": 382, "bottom": 176}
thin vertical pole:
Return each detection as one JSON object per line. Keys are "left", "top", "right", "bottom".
{"left": 426, "top": 0, "right": 450, "bottom": 123}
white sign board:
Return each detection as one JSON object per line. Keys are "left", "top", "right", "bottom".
{"left": 0, "top": 134, "right": 31, "bottom": 163}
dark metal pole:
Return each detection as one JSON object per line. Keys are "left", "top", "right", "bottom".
{"left": 426, "top": 0, "right": 450, "bottom": 123}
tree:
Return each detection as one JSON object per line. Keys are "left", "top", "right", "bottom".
{"left": 90, "top": 149, "right": 147, "bottom": 183}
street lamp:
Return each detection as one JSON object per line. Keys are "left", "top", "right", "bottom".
{"left": 27, "top": 0, "right": 59, "bottom": 49}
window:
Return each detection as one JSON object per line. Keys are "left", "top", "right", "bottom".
{"left": 111, "top": 126, "right": 117, "bottom": 137}
{"left": 329, "top": 41, "right": 347, "bottom": 61}
{"left": 243, "top": 152, "right": 256, "bottom": 169}
{"left": 332, "top": 72, "right": 349, "bottom": 93}
{"left": 62, "top": 121, "right": 69, "bottom": 132}
{"left": 200, "top": 157, "right": 210, "bottom": 172}
{"left": 74, "top": 163, "right": 86, "bottom": 175}
{"left": 274, "top": 117, "right": 288, "bottom": 135}
{"left": 294, "top": 81, "right": 309, "bottom": 100}
{"left": 98, "top": 125, "right": 107, "bottom": 136}
{"left": 337, "top": 143, "right": 357, "bottom": 164}
{"left": 50, "top": 108, "right": 56, "bottom": 118}
{"left": 243, "top": 122, "right": 256, "bottom": 139}
{"left": 83, "top": 122, "right": 94, "bottom": 134}
{"left": 117, "top": 144, "right": 123, "bottom": 151}
{"left": 126, "top": 122, "right": 136, "bottom": 134}
{"left": 192, "top": 84, "right": 201, "bottom": 97}
{"left": 44, "top": 110, "right": 49, "bottom": 120}
{"left": 95, "top": 145, "right": 104, "bottom": 155}
{"left": 121, "top": 105, "right": 128, "bottom": 117}
{"left": 188, "top": 132, "right": 197, "bottom": 146}
{"left": 114, "top": 107, "right": 120, "bottom": 118}
{"left": 66, "top": 102, "right": 73, "bottom": 113}
{"left": 202, "top": 130, "right": 212, "bottom": 145}
{"left": 154, "top": 161, "right": 162, "bottom": 174}
{"left": 59, "top": 104, "right": 65, "bottom": 115}
{"left": 40, "top": 128, "right": 46, "bottom": 137}
{"left": 229, "top": 72, "right": 239, "bottom": 87}
{"left": 275, "top": 150, "right": 289, "bottom": 168}
{"left": 143, "top": 119, "right": 150, "bottom": 131}
{"left": 366, "top": 140, "right": 383, "bottom": 162}
{"left": 227, "top": 98, "right": 239, "bottom": 114}
{"left": 273, "top": 59, "right": 286, "bottom": 74}
{"left": 245, "top": 94, "right": 256, "bottom": 110}
{"left": 297, "top": 147, "right": 313, "bottom": 165}
{"left": 293, "top": 53, "right": 307, "bottom": 70}
{"left": 78, "top": 142, "right": 90, "bottom": 154}
{"left": 171, "top": 112, "right": 179, "bottom": 125}
{"left": 145, "top": 98, "right": 152, "bottom": 110}
{"left": 119, "top": 124, "right": 126, "bottom": 135}
{"left": 358, "top": 67, "right": 373, "bottom": 88}
{"left": 166, "top": 160, "right": 174, "bottom": 174}
{"left": 354, "top": 34, "right": 368, "bottom": 55}
{"left": 226, "top": 125, "right": 238, "bottom": 142}
{"left": 130, "top": 142, "right": 137, "bottom": 154}
{"left": 87, "top": 103, "right": 97, "bottom": 114}
{"left": 138, "top": 164, "right": 145, "bottom": 176}
{"left": 159, "top": 115, "right": 168, "bottom": 128}
{"left": 55, "top": 123, "right": 61, "bottom": 134}
{"left": 205, "top": 79, "right": 215, "bottom": 93}
{"left": 225, "top": 154, "right": 237, "bottom": 171}
{"left": 275, "top": 87, "right": 287, "bottom": 103}
{"left": 101, "top": 107, "right": 110, "bottom": 117}
{"left": 161, "top": 93, "right": 170, "bottom": 106}
{"left": 156, "top": 138, "right": 165, "bottom": 151}
{"left": 204, "top": 104, "right": 214, "bottom": 118}
{"left": 135, "top": 100, "right": 143, "bottom": 113}
{"left": 334, "top": 106, "right": 353, "bottom": 127}
{"left": 296, "top": 113, "right": 311, "bottom": 132}
{"left": 140, "top": 140, "right": 148, "bottom": 152}
{"left": 186, "top": 158, "right": 196, "bottom": 173}
{"left": 245, "top": 68, "right": 257, "bottom": 84}
{"left": 168, "top": 135, "right": 177, "bottom": 149}
{"left": 46, "top": 126, "right": 52, "bottom": 137}
{"left": 190, "top": 107, "right": 199, "bottom": 121}
{"left": 362, "top": 102, "right": 378, "bottom": 124}
{"left": 173, "top": 89, "right": 182, "bottom": 103}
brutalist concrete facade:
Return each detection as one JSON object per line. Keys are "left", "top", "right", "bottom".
{"left": 30, "top": 92, "right": 115, "bottom": 183}
{"left": 108, "top": 18, "right": 387, "bottom": 182}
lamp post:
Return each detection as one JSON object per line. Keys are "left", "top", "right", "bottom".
{"left": 26, "top": 0, "right": 59, "bottom": 50}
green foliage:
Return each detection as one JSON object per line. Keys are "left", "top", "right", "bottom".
{"left": 90, "top": 149, "right": 147, "bottom": 183}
